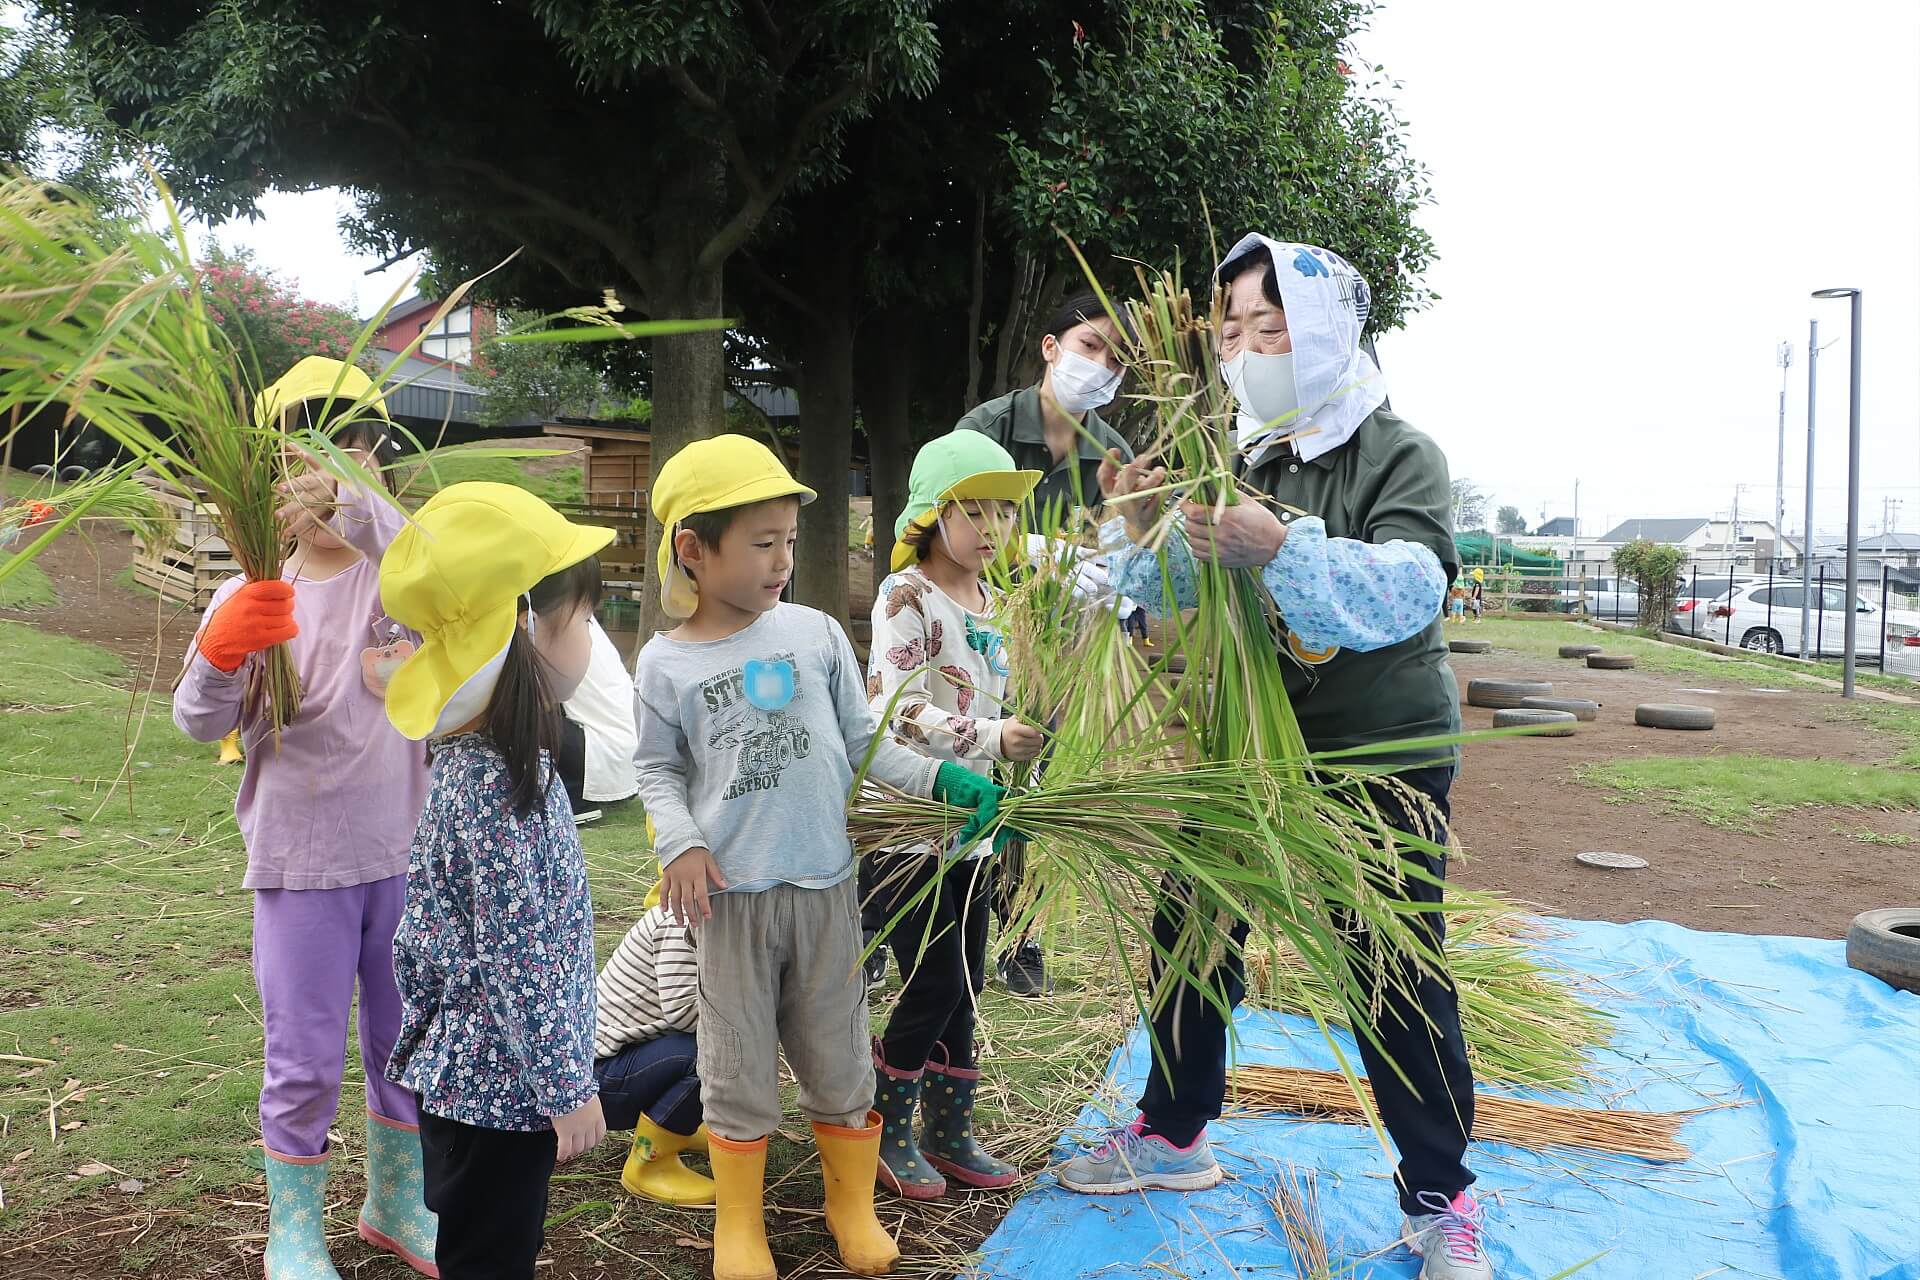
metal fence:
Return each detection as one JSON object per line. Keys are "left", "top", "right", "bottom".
{"left": 1459, "top": 557, "right": 1920, "bottom": 676}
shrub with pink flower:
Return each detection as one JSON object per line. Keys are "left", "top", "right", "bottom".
{"left": 196, "top": 245, "right": 365, "bottom": 383}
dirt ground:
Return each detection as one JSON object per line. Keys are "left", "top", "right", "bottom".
{"left": 0, "top": 527, "right": 199, "bottom": 673}
{"left": 1445, "top": 645, "right": 1914, "bottom": 938}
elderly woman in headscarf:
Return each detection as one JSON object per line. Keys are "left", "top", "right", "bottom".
{"left": 1065, "top": 237, "right": 1490, "bottom": 1280}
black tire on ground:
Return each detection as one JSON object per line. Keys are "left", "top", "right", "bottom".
{"left": 1558, "top": 644, "right": 1603, "bottom": 658}
{"left": 57, "top": 465, "right": 89, "bottom": 483}
{"left": 1466, "top": 677, "right": 1553, "bottom": 709}
{"left": 1449, "top": 639, "right": 1493, "bottom": 654}
{"left": 1586, "top": 654, "right": 1637, "bottom": 670}
{"left": 1845, "top": 908, "right": 1920, "bottom": 994}
{"left": 1519, "top": 696, "right": 1601, "bottom": 721}
{"left": 1634, "top": 703, "right": 1715, "bottom": 730}
{"left": 1491, "top": 708, "right": 1578, "bottom": 737}
{"left": 28, "top": 463, "right": 54, "bottom": 478}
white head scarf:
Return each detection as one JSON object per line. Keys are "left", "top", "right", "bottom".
{"left": 1216, "top": 234, "right": 1387, "bottom": 467}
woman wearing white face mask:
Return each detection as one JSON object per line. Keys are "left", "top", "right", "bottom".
{"left": 956, "top": 292, "right": 1133, "bottom": 534}
{"left": 1081, "top": 239, "right": 1493, "bottom": 1280}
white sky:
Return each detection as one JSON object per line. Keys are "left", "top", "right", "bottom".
{"left": 208, "top": 0, "right": 1920, "bottom": 541}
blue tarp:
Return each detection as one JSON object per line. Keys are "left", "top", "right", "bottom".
{"left": 973, "top": 920, "right": 1920, "bottom": 1280}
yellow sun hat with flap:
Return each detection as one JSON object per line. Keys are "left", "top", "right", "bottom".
{"left": 379, "top": 482, "right": 613, "bottom": 741}
{"left": 253, "top": 356, "right": 390, "bottom": 428}
{"left": 892, "top": 431, "right": 1041, "bottom": 571}
{"left": 650, "top": 435, "right": 816, "bottom": 619}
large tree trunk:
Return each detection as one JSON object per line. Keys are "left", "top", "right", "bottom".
{"left": 856, "top": 316, "right": 912, "bottom": 579}
{"left": 793, "top": 304, "right": 855, "bottom": 629}
{"left": 640, "top": 262, "right": 728, "bottom": 638}
{"left": 639, "top": 155, "right": 730, "bottom": 638}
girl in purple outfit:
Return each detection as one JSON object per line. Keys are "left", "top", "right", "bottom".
{"left": 171, "top": 359, "right": 438, "bottom": 1280}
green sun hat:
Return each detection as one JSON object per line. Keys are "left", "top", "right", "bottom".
{"left": 893, "top": 432, "right": 1042, "bottom": 570}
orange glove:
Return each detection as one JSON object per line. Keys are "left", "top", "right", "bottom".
{"left": 197, "top": 580, "right": 298, "bottom": 673}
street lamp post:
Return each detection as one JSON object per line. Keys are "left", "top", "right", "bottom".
{"left": 1775, "top": 341, "right": 1792, "bottom": 572}
{"left": 1800, "top": 319, "right": 1818, "bottom": 659}
{"left": 1812, "top": 288, "right": 1863, "bottom": 697}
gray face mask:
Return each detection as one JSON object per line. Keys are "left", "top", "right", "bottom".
{"left": 1222, "top": 349, "right": 1301, "bottom": 449}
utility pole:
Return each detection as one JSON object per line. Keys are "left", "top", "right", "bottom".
{"left": 1812, "top": 287, "right": 1863, "bottom": 698}
{"left": 1572, "top": 478, "right": 1581, "bottom": 599}
{"left": 1730, "top": 483, "right": 1742, "bottom": 568}
{"left": 1800, "top": 319, "right": 1818, "bottom": 658}
{"left": 1776, "top": 341, "right": 1793, "bottom": 571}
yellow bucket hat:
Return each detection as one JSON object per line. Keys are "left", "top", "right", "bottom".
{"left": 379, "top": 482, "right": 613, "bottom": 740}
{"left": 253, "top": 356, "right": 389, "bottom": 429}
{"left": 650, "top": 435, "right": 816, "bottom": 619}
{"left": 892, "top": 431, "right": 1041, "bottom": 571}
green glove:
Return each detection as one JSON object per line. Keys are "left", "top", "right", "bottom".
{"left": 932, "top": 761, "right": 1011, "bottom": 851}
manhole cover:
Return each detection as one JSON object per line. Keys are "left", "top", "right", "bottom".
{"left": 1576, "top": 850, "right": 1649, "bottom": 870}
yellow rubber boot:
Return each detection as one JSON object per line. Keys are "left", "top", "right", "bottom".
{"left": 707, "top": 1131, "right": 776, "bottom": 1280}
{"left": 688, "top": 1123, "right": 711, "bottom": 1154}
{"left": 812, "top": 1112, "right": 900, "bottom": 1276}
{"left": 218, "top": 731, "right": 244, "bottom": 765}
{"left": 621, "top": 1115, "right": 716, "bottom": 1206}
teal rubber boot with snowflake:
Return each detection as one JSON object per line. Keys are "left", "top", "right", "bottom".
{"left": 358, "top": 1111, "right": 441, "bottom": 1276}
{"left": 263, "top": 1149, "right": 342, "bottom": 1280}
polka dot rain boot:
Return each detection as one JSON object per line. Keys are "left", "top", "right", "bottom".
{"left": 919, "top": 1041, "right": 1018, "bottom": 1190}
{"left": 870, "top": 1040, "right": 946, "bottom": 1200}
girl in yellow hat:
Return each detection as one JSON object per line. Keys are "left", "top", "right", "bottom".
{"left": 170, "top": 358, "right": 440, "bottom": 1280}
{"left": 378, "top": 482, "right": 614, "bottom": 1280}
{"left": 862, "top": 430, "right": 1045, "bottom": 1200}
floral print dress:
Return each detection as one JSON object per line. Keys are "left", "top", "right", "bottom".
{"left": 387, "top": 734, "right": 598, "bottom": 1130}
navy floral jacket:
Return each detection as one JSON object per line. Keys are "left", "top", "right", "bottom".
{"left": 387, "top": 734, "right": 598, "bottom": 1130}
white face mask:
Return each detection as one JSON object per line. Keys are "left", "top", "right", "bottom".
{"left": 1222, "top": 350, "right": 1301, "bottom": 450}
{"left": 1048, "top": 347, "right": 1122, "bottom": 413}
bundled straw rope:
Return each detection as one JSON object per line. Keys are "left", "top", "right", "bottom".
{"left": 1229, "top": 1064, "right": 1703, "bottom": 1162}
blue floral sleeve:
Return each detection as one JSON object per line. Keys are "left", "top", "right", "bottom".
{"left": 1261, "top": 517, "right": 1445, "bottom": 652}
{"left": 1100, "top": 514, "right": 1445, "bottom": 652}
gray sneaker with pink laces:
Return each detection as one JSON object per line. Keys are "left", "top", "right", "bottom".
{"left": 1404, "top": 1190, "right": 1493, "bottom": 1280}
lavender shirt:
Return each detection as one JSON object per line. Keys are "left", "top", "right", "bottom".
{"left": 172, "top": 485, "right": 429, "bottom": 890}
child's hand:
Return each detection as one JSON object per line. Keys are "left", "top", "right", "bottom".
{"left": 1000, "top": 720, "right": 1045, "bottom": 762}
{"left": 275, "top": 469, "right": 341, "bottom": 543}
{"left": 662, "top": 847, "right": 728, "bottom": 926}
{"left": 1098, "top": 449, "right": 1167, "bottom": 543}
{"left": 552, "top": 1094, "right": 606, "bottom": 1163}
{"left": 197, "top": 580, "right": 298, "bottom": 672}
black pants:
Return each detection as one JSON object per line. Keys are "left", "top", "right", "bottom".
{"left": 419, "top": 1109, "right": 558, "bottom": 1279}
{"left": 554, "top": 716, "right": 587, "bottom": 813}
{"left": 867, "top": 850, "right": 993, "bottom": 1070}
{"left": 1137, "top": 765, "right": 1475, "bottom": 1215}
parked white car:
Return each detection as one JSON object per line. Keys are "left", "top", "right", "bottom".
{"left": 1688, "top": 581, "right": 1920, "bottom": 671}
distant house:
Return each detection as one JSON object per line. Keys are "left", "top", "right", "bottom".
{"left": 1595, "top": 517, "right": 1802, "bottom": 570}
{"left": 370, "top": 295, "right": 495, "bottom": 366}
{"left": 1532, "top": 516, "right": 1578, "bottom": 538}
{"left": 1597, "top": 518, "right": 1710, "bottom": 545}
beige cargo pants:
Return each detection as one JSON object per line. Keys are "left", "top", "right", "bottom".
{"left": 694, "top": 875, "right": 875, "bottom": 1140}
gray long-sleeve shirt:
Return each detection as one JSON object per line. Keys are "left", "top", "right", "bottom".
{"left": 632, "top": 603, "right": 939, "bottom": 893}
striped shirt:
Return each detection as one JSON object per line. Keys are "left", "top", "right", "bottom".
{"left": 593, "top": 906, "right": 699, "bottom": 1060}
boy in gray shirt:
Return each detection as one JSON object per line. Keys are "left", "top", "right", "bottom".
{"left": 633, "top": 436, "right": 1003, "bottom": 1280}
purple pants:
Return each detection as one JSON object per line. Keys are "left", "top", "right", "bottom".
{"left": 253, "top": 875, "right": 416, "bottom": 1156}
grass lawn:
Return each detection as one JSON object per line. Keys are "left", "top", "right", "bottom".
{"left": 1577, "top": 753, "right": 1920, "bottom": 830}
{"left": 1470, "top": 616, "right": 1918, "bottom": 696}
{"left": 398, "top": 451, "right": 584, "bottom": 506}
{"left": 0, "top": 559, "right": 55, "bottom": 608}
{"left": 0, "top": 618, "right": 1119, "bottom": 1274}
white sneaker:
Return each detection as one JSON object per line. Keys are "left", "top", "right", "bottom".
{"left": 1403, "top": 1190, "right": 1493, "bottom": 1280}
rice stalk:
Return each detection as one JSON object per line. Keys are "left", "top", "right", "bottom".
{"left": 0, "top": 462, "right": 172, "bottom": 565}
{"left": 1268, "top": 1165, "right": 1335, "bottom": 1280}
{"left": 1246, "top": 903, "right": 1614, "bottom": 1092}
{"left": 1229, "top": 1064, "right": 1706, "bottom": 1162}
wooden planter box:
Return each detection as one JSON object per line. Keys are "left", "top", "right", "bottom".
{"left": 132, "top": 485, "right": 234, "bottom": 610}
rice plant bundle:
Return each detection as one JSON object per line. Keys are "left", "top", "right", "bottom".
{"left": 1246, "top": 903, "right": 1614, "bottom": 1092}
{"left": 0, "top": 463, "right": 172, "bottom": 561}
{"left": 1268, "top": 1165, "right": 1336, "bottom": 1280}
{"left": 0, "top": 176, "right": 398, "bottom": 732}
{"left": 1229, "top": 1064, "right": 1701, "bottom": 1162}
